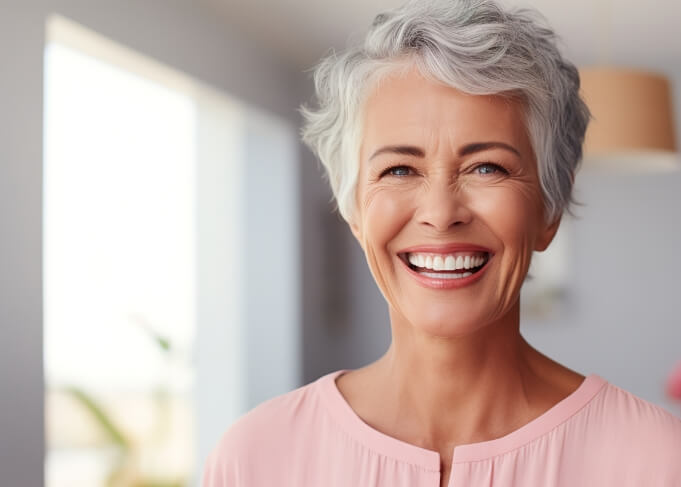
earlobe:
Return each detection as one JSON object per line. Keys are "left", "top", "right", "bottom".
{"left": 535, "top": 217, "right": 561, "bottom": 252}
{"left": 349, "top": 220, "right": 363, "bottom": 249}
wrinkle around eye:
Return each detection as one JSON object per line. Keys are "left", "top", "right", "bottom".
{"left": 360, "top": 175, "right": 419, "bottom": 213}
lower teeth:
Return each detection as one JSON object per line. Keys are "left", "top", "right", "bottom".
{"left": 419, "top": 270, "right": 473, "bottom": 279}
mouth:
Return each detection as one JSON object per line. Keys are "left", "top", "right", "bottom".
{"left": 397, "top": 250, "right": 492, "bottom": 280}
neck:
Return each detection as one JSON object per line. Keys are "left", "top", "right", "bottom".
{"left": 371, "top": 301, "right": 553, "bottom": 450}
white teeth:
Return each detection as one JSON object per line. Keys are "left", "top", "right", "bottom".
{"left": 405, "top": 251, "right": 489, "bottom": 271}
{"left": 433, "top": 255, "right": 444, "bottom": 270}
{"left": 419, "top": 271, "right": 467, "bottom": 279}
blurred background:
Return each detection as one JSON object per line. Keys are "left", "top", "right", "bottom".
{"left": 0, "top": 0, "right": 680, "bottom": 486}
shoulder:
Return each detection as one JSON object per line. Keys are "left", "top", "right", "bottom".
{"left": 202, "top": 377, "right": 324, "bottom": 486}
{"left": 581, "top": 379, "right": 681, "bottom": 481}
{"left": 595, "top": 381, "right": 681, "bottom": 443}
{"left": 215, "top": 378, "right": 319, "bottom": 451}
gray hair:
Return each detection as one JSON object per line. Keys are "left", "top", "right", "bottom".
{"left": 300, "top": 0, "right": 591, "bottom": 225}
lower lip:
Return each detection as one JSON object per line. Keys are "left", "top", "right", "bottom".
{"left": 399, "top": 256, "right": 491, "bottom": 289}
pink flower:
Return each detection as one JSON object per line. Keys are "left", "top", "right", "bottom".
{"left": 665, "top": 360, "right": 681, "bottom": 401}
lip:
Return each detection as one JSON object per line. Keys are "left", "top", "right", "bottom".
{"left": 397, "top": 243, "right": 493, "bottom": 290}
{"left": 398, "top": 243, "right": 493, "bottom": 254}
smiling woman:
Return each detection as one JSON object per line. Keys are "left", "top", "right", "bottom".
{"left": 202, "top": 1, "right": 681, "bottom": 486}
{"left": 351, "top": 70, "right": 554, "bottom": 336}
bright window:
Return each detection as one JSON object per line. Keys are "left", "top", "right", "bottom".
{"left": 44, "top": 14, "right": 300, "bottom": 487}
{"left": 43, "top": 16, "right": 241, "bottom": 487}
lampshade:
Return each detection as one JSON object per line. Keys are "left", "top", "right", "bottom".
{"left": 579, "top": 67, "right": 678, "bottom": 169}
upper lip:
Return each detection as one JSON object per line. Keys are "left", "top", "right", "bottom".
{"left": 397, "top": 243, "right": 493, "bottom": 255}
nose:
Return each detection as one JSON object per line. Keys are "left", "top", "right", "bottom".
{"left": 415, "top": 179, "right": 472, "bottom": 232}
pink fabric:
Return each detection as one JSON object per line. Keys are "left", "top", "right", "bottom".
{"left": 203, "top": 369, "right": 681, "bottom": 486}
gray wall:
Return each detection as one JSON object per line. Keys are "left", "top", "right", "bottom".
{"left": 525, "top": 165, "right": 681, "bottom": 415}
{"left": 0, "top": 1, "right": 306, "bottom": 485}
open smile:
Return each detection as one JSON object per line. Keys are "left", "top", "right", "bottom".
{"left": 397, "top": 248, "right": 493, "bottom": 289}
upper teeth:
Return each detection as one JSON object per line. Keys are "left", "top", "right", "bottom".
{"left": 407, "top": 252, "right": 487, "bottom": 271}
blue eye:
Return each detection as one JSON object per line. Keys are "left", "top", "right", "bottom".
{"left": 382, "top": 165, "right": 412, "bottom": 177}
{"left": 474, "top": 162, "right": 507, "bottom": 175}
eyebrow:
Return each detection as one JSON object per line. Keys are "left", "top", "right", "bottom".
{"left": 369, "top": 141, "right": 521, "bottom": 160}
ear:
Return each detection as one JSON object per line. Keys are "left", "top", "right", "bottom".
{"left": 534, "top": 216, "right": 561, "bottom": 252}
{"left": 349, "top": 220, "right": 363, "bottom": 249}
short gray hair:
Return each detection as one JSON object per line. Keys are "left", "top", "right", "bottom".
{"left": 300, "top": 0, "right": 591, "bottom": 225}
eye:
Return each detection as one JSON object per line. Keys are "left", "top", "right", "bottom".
{"left": 380, "top": 165, "right": 414, "bottom": 177}
{"left": 472, "top": 162, "right": 508, "bottom": 176}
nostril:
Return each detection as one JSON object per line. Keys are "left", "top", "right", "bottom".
{"left": 416, "top": 202, "right": 473, "bottom": 230}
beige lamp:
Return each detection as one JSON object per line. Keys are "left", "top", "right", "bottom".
{"left": 579, "top": 67, "right": 678, "bottom": 170}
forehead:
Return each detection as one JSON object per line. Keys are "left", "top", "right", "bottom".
{"left": 361, "top": 67, "right": 529, "bottom": 157}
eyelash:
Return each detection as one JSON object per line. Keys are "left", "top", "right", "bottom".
{"left": 473, "top": 162, "right": 509, "bottom": 176}
{"left": 380, "top": 162, "right": 509, "bottom": 178}
{"left": 380, "top": 165, "right": 414, "bottom": 177}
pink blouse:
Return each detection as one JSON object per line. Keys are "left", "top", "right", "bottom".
{"left": 203, "top": 369, "right": 681, "bottom": 486}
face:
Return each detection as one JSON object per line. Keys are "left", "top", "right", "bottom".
{"left": 350, "top": 66, "right": 560, "bottom": 338}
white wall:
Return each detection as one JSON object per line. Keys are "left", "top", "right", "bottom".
{"left": 0, "top": 1, "right": 306, "bottom": 485}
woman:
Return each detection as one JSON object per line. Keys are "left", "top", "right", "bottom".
{"left": 204, "top": 0, "right": 681, "bottom": 485}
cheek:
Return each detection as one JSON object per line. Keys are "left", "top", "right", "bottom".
{"left": 474, "top": 185, "right": 541, "bottom": 300}
{"left": 362, "top": 186, "right": 413, "bottom": 247}
{"left": 466, "top": 183, "right": 543, "bottom": 246}
{"left": 359, "top": 186, "right": 414, "bottom": 308}
{"left": 466, "top": 184, "right": 543, "bottom": 315}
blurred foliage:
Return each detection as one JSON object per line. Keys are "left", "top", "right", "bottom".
{"left": 65, "top": 317, "right": 187, "bottom": 487}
